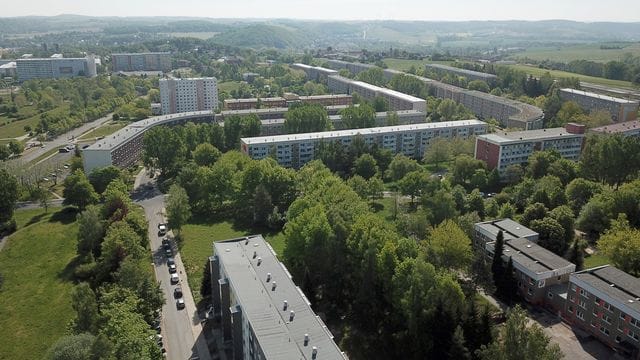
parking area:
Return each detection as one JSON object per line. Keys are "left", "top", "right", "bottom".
{"left": 528, "top": 308, "right": 620, "bottom": 360}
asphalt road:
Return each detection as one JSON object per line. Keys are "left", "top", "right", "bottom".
{"left": 18, "top": 112, "right": 113, "bottom": 164}
{"left": 133, "top": 170, "right": 211, "bottom": 360}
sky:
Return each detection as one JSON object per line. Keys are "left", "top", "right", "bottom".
{"left": 3, "top": 0, "right": 640, "bottom": 22}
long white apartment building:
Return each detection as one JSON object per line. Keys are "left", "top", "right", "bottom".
{"left": 241, "top": 120, "right": 487, "bottom": 169}
{"left": 327, "top": 75, "right": 427, "bottom": 113}
{"left": 16, "top": 55, "right": 97, "bottom": 81}
{"left": 559, "top": 88, "right": 639, "bottom": 122}
{"left": 159, "top": 77, "right": 218, "bottom": 115}
{"left": 111, "top": 52, "right": 171, "bottom": 72}
{"left": 475, "top": 123, "right": 586, "bottom": 172}
{"left": 291, "top": 63, "right": 339, "bottom": 82}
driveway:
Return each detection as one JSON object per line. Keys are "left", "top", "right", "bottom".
{"left": 134, "top": 170, "right": 211, "bottom": 360}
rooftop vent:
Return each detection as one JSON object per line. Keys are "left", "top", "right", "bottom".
{"left": 289, "top": 310, "right": 295, "bottom": 321}
{"left": 257, "top": 257, "right": 262, "bottom": 266}
{"left": 304, "top": 334, "right": 309, "bottom": 346}
{"left": 266, "top": 273, "right": 271, "bottom": 282}
{"left": 283, "top": 300, "right": 288, "bottom": 311}
{"left": 271, "top": 281, "right": 277, "bottom": 291}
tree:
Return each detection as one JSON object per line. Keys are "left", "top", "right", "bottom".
{"left": 577, "top": 194, "right": 612, "bottom": 236}
{"left": 468, "top": 80, "right": 490, "bottom": 93}
{"left": 598, "top": 227, "right": 640, "bottom": 276}
{"left": 423, "top": 138, "right": 451, "bottom": 170}
{"left": 367, "top": 176, "right": 384, "bottom": 204}
{"left": 491, "top": 230, "right": 505, "bottom": 294}
{"left": 142, "top": 126, "right": 186, "bottom": 174}
{"left": 88, "top": 166, "right": 124, "bottom": 195}
{"left": 252, "top": 184, "right": 273, "bottom": 226}
{"left": 549, "top": 205, "right": 575, "bottom": 245}
{"left": 478, "top": 306, "right": 563, "bottom": 360}
{"left": 192, "top": 143, "right": 221, "bottom": 167}
{"left": 71, "top": 282, "right": 99, "bottom": 334}
{"left": 0, "top": 169, "right": 18, "bottom": 223}
{"left": 284, "top": 104, "right": 330, "bottom": 133}
{"left": 166, "top": 184, "right": 191, "bottom": 235}
{"left": 0, "top": 145, "right": 10, "bottom": 161}
{"left": 566, "top": 238, "right": 585, "bottom": 271}
{"left": 555, "top": 101, "right": 583, "bottom": 126}
{"left": 451, "top": 154, "right": 486, "bottom": 188}
{"left": 76, "top": 205, "right": 105, "bottom": 259}
{"left": 46, "top": 333, "right": 96, "bottom": 360}
{"left": 371, "top": 96, "right": 389, "bottom": 112}
{"left": 35, "top": 187, "right": 50, "bottom": 213}
{"left": 530, "top": 217, "right": 567, "bottom": 255}
{"left": 423, "top": 189, "right": 459, "bottom": 225}
{"left": 340, "top": 103, "right": 376, "bottom": 129}
{"left": 565, "top": 178, "right": 602, "bottom": 215}
{"left": 63, "top": 169, "right": 99, "bottom": 210}
{"left": 471, "top": 251, "right": 495, "bottom": 293}
{"left": 398, "top": 170, "right": 429, "bottom": 205}
{"left": 527, "top": 151, "right": 560, "bottom": 179}
{"left": 521, "top": 202, "right": 548, "bottom": 227}
{"left": 448, "top": 325, "right": 471, "bottom": 360}
{"left": 427, "top": 220, "right": 472, "bottom": 271}
{"left": 353, "top": 153, "right": 378, "bottom": 179}
{"left": 8, "top": 140, "right": 24, "bottom": 155}
{"left": 385, "top": 154, "right": 420, "bottom": 182}
{"left": 504, "top": 164, "right": 524, "bottom": 185}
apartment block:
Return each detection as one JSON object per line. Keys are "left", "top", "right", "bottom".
{"left": 485, "top": 237, "right": 575, "bottom": 306}
{"left": 159, "top": 77, "right": 218, "bottom": 115}
{"left": 291, "top": 63, "right": 339, "bottom": 82}
{"left": 16, "top": 55, "right": 97, "bottom": 81}
{"left": 325, "top": 59, "right": 375, "bottom": 75}
{"left": 223, "top": 97, "right": 287, "bottom": 111}
{"left": 425, "top": 63, "right": 498, "bottom": 84}
{"left": 111, "top": 52, "right": 171, "bottom": 72}
{"left": 474, "top": 123, "right": 586, "bottom": 171}
{"left": 291, "top": 94, "right": 353, "bottom": 107}
{"left": 214, "top": 105, "right": 352, "bottom": 122}
{"left": 591, "top": 120, "right": 640, "bottom": 137}
{"left": 241, "top": 120, "right": 487, "bottom": 169}
{"left": 473, "top": 218, "right": 539, "bottom": 250}
{"left": 327, "top": 75, "right": 427, "bottom": 113}
{"left": 210, "top": 235, "right": 347, "bottom": 360}
{"left": 565, "top": 266, "right": 640, "bottom": 358}
{"left": 560, "top": 88, "right": 639, "bottom": 122}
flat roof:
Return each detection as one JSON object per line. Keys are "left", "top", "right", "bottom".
{"left": 16, "top": 57, "right": 88, "bottom": 62}
{"left": 476, "top": 218, "right": 538, "bottom": 240}
{"left": 242, "top": 119, "right": 485, "bottom": 145}
{"left": 329, "top": 75, "right": 425, "bottom": 104}
{"left": 560, "top": 88, "right": 640, "bottom": 105}
{"left": 478, "top": 127, "right": 583, "bottom": 144}
{"left": 426, "top": 63, "right": 497, "bottom": 79}
{"left": 591, "top": 120, "right": 640, "bottom": 134}
{"left": 214, "top": 236, "right": 346, "bottom": 360}
{"left": 84, "top": 111, "right": 214, "bottom": 151}
{"left": 224, "top": 97, "right": 286, "bottom": 104}
{"left": 504, "top": 238, "right": 575, "bottom": 274}
{"left": 572, "top": 266, "right": 640, "bottom": 315}
{"left": 159, "top": 77, "right": 216, "bottom": 82}
{"left": 0, "top": 62, "right": 16, "bottom": 69}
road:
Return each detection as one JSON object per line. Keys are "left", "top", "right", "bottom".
{"left": 18, "top": 112, "right": 113, "bottom": 164}
{"left": 133, "top": 170, "right": 211, "bottom": 360}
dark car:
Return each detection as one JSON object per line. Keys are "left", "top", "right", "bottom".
{"left": 168, "top": 264, "right": 177, "bottom": 273}
{"left": 164, "top": 247, "right": 172, "bottom": 257}
{"left": 167, "top": 257, "right": 175, "bottom": 266}
{"left": 174, "top": 287, "right": 183, "bottom": 299}
{"left": 176, "top": 298, "right": 185, "bottom": 310}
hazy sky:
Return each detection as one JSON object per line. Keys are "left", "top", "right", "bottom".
{"left": 3, "top": 0, "right": 640, "bottom": 22}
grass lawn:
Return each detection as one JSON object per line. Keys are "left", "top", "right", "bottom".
{"left": 504, "top": 64, "right": 635, "bottom": 89}
{"left": 0, "top": 113, "right": 40, "bottom": 139}
{"left": 218, "top": 81, "right": 242, "bottom": 93}
{"left": 584, "top": 252, "right": 611, "bottom": 269}
{"left": 512, "top": 43, "right": 640, "bottom": 63}
{"left": 371, "top": 197, "right": 398, "bottom": 221}
{"left": 180, "top": 220, "right": 284, "bottom": 304}
{"left": 29, "top": 147, "right": 61, "bottom": 166}
{"left": 0, "top": 207, "right": 78, "bottom": 360}
{"left": 78, "top": 122, "right": 127, "bottom": 140}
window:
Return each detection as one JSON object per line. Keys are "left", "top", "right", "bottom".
{"left": 615, "top": 335, "right": 622, "bottom": 343}
{"left": 591, "top": 321, "right": 597, "bottom": 328}
{"left": 629, "top": 330, "right": 640, "bottom": 342}
{"left": 595, "top": 296, "right": 600, "bottom": 304}
{"left": 579, "top": 300, "right": 587, "bottom": 309}
{"left": 600, "top": 327, "right": 610, "bottom": 336}
{"left": 621, "top": 312, "right": 627, "bottom": 320}
{"left": 570, "top": 295, "right": 575, "bottom": 302}
{"left": 593, "top": 308, "right": 598, "bottom": 316}
{"left": 568, "top": 306, "right": 574, "bottom": 314}
{"left": 577, "top": 310, "right": 585, "bottom": 320}
{"left": 580, "top": 289, "right": 589, "bottom": 298}
{"left": 603, "top": 302, "right": 612, "bottom": 311}
{"left": 527, "top": 288, "right": 533, "bottom": 296}
{"left": 603, "top": 315, "right": 612, "bottom": 324}
{"left": 631, "top": 318, "right": 640, "bottom": 329}
{"left": 571, "top": 284, "right": 577, "bottom": 291}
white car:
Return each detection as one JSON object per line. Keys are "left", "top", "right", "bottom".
{"left": 170, "top": 273, "right": 179, "bottom": 284}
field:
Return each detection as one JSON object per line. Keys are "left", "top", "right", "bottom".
{"left": 512, "top": 43, "right": 640, "bottom": 63}
{"left": 77, "top": 121, "right": 127, "bottom": 140}
{"left": 504, "top": 64, "right": 636, "bottom": 89}
{"left": 179, "top": 220, "right": 284, "bottom": 304}
{"left": 0, "top": 207, "right": 77, "bottom": 360}
{"left": 217, "top": 81, "right": 242, "bottom": 93}
{"left": 0, "top": 104, "right": 70, "bottom": 139}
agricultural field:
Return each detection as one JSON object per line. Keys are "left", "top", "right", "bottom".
{"left": 504, "top": 64, "right": 636, "bottom": 89}
{"left": 511, "top": 43, "right": 640, "bottom": 63}
{"left": 0, "top": 207, "right": 77, "bottom": 360}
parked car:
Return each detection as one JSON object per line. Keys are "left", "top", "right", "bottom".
{"left": 164, "top": 247, "right": 173, "bottom": 257}
{"left": 167, "top": 257, "right": 175, "bottom": 266}
{"left": 174, "top": 287, "right": 183, "bottom": 299}
{"left": 176, "top": 298, "right": 185, "bottom": 310}
{"left": 168, "top": 264, "right": 177, "bottom": 273}
{"left": 158, "top": 223, "right": 167, "bottom": 236}
{"left": 170, "top": 273, "right": 179, "bottom": 284}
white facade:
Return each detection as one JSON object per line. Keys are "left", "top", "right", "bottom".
{"left": 16, "top": 55, "right": 97, "bottom": 81}
{"left": 159, "top": 78, "right": 218, "bottom": 115}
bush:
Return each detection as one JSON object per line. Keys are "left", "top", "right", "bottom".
{"left": 0, "top": 219, "right": 17, "bottom": 237}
